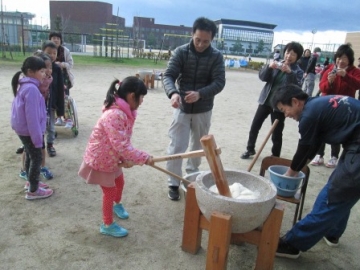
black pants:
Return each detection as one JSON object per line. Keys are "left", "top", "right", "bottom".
{"left": 246, "top": 104, "right": 285, "bottom": 157}
{"left": 317, "top": 143, "right": 341, "bottom": 158}
{"left": 18, "top": 135, "right": 42, "bottom": 192}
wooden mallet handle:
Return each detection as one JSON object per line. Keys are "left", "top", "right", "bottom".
{"left": 247, "top": 119, "right": 279, "bottom": 172}
{"left": 152, "top": 148, "right": 221, "bottom": 163}
{"left": 200, "top": 135, "right": 232, "bottom": 198}
{"left": 150, "top": 164, "right": 191, "bottom": 184}
{"left": 118, "top": 162, "right": 191, "bottom": 184}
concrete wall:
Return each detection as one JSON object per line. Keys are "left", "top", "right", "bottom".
{"left": 345, "top": 32, "right": 360, "bottom": 64}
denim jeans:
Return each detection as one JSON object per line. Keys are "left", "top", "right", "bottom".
{"left": 303, "top": 73, "right": 316, "bottom": 97}
{"left": 46, "top": 109, "right": 56, "bottom": 145}
{"left": 285, "top": 144, "right": 360, "bottom": 251}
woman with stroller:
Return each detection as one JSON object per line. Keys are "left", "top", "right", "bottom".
{"left": 49, "top": 32, "right": 75, "bottom": 129}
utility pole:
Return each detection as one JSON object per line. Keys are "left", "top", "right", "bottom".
{"left": 311, "top": 29, "right": 317, "bottom": 51}
{"left": 115, "top": 7, "right": 119, "bottom": 59}
{"left": 1, "top": 0, "right": 6, "bottom": 58}
{"left": 21, "top": 13, "right": 25, "bottom": 56}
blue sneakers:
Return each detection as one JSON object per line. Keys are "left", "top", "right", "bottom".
{"left": 40, "top": 167, "right": 54, "bottom": 180}
{"left": 20, "top": 168, "right": 53, "bottom": 180}
{"left": 100, "top": 222, "right": 128, "bottom": 237}
{"left": 113, "top": 203, "right": 129, "bottom": 219}
{"left": 19, "top": 170, "right": 27, "bottom": 180}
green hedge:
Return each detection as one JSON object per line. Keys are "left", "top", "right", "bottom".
{"left": 248, "top": 61, "right": 264, "bottom": 70}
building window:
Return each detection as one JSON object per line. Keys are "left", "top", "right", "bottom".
{"left": 222, "top": 27, "right": 272, "bottom": 44}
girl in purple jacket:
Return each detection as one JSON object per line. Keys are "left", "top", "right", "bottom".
{"left": 78, "top": 76, "right": 154, "bottom": 237}
{"left": 11, "top": 56, "right": 54, "bottom": 200}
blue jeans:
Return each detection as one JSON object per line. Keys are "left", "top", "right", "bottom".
{"left": 46, "top": 109, "right": 56, "bottom": 145}
{"left": 285, "top": 170, "right": 360, "bottom": 251}
{"left": 303, "top": 73, "right": 316, "bottom": 97}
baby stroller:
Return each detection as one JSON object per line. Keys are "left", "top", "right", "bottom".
{"left": 55, "top": 95, "right": 79, "bottom": 137}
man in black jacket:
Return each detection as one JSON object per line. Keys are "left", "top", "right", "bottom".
{"left": 163, "top": 17, "right": 226, "bottom": 200}
{"left": 272, "top": 84, "right": 360, "bottom": 259}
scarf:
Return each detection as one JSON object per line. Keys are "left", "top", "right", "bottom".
{"left": 56, "top": 46, "right": 65, "bottom": 62}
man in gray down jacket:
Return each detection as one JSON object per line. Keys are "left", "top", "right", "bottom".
{"left": 163, "top": 17, "right": 226, "bottom": 200}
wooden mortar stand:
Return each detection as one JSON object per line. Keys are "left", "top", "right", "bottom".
{"left": 182, "top": 183, "right": 284, "bottom": 270}
{"left": 200, "top": 135, "right": 231, "bottom": 197}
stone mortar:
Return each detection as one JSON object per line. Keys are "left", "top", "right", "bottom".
{"left": 195, "top": 169, "right": 277, "bottom": 233}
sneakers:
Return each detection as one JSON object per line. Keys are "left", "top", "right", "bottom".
{"left": 19, "top": 169, "right": 28, "bottom": 180}
{"left": 113, "top": 203, "right": 129, "bottom": 219}
{"left": 64, "top": 119, "right": 73, "bottom": 129}
{"left": 24, "top": 181, "right": 49, "bottom": 190}
{"left": 25, "top": 187, "right": 53, "bottom": 200}
{"left": 168, "top": 186, "right": 181, "bottom": 201}
{"left": 323, "top": 236, "right": 339, "bottom": 247}
{"left": 240, "top": 150, "right": 256, "bottom": 159}
{"left": 100, "top": 222, "right": 128, "bottom": 237}
{"left": 47, "top": 144, "right": 56, "bottom": 157}
{"left": 325, "top": 157, "right": 338, "bottom": 168}
{"left": 310, "top": 154, "right": 324, "bottom": 166}
{"left": 55, "top": 117, "right": 64, "bottom": 126}
{"left": 16, "top": 145, "right": 25, "bottom": 154}
{"left": 276, "top": 237, "right": 301, "bottom": 259}
{"left": 20, "top": 168, "right": 53, "bottom": 181}
{"left": 40, "top": 166, "right": 54, "bottom": 180}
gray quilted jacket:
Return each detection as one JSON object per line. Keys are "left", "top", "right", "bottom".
{"left": 257, "top": 62, "right": 304, "bottom": 105}
{"left": 163, "top": 41, "right": 225, "bottom": 114}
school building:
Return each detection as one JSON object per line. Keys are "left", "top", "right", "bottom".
{"left": 214, "top": 19, "right": 276, "bottom": 55}
{"left": 0, "top": 11, "right": 39, "bottom": 48}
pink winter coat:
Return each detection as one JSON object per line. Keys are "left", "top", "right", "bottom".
{"left": 83, "top": 97, "right": 149, "bottom": 172}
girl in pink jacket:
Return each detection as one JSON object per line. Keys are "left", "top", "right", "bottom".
{"left": 78, "top": 76, "right": 153, "bottom": 237}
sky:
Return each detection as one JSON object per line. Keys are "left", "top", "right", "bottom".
{"left": 2, "top": 0, "right": 359, "bottom": 47}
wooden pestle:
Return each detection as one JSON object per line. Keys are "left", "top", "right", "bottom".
{"left": 200, "top": 135, "right": 232, "bottom": 198}
{"left": 247, "top": 119, "right": 279, "bottom": 172}
{"left": 152, "top": 148, "right": 221, "bottom": 163}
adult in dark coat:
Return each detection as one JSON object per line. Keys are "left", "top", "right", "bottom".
{"left": 163, "top": 17, "right": 225, "bottom": 200}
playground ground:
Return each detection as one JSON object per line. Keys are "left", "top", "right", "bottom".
{"left": 0, "top": 63, "right": 359, "bottom": 269}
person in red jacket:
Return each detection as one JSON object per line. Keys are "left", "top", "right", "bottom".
{"left": 310, "top": 43, "right": 360, "bottom": 168}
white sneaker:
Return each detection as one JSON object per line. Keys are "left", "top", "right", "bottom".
{"left": 64, "top": 119, "right": 73, "bottom": 129}
{"left": 325, "top": 157, "right": 338, "bottom": 168}
{"left": 55, "top": 118, "right": 64, "bottom": 126}
{"left": 310, "top": 155, "right": 324, "bottom": 166}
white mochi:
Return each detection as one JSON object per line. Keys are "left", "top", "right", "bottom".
{"left": 209, "top": 182, "right": 259, "bottom": 200}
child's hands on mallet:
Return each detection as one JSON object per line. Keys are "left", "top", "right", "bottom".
{"left": 118, "top": 156, "right": 153, "bottom": 168}
{"left": 119, "top": 160, "right": 135, "bottom": 168}
{"left": 145, "top": 156, "right": 154, "bottom": 166}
